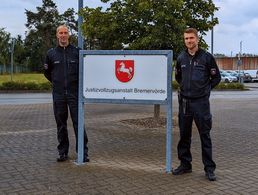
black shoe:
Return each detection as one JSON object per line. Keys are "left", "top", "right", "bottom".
{"left": 84, "top": 157, "right": 90, "bottom": 163}
{"left": 206, "top": 171, "right": 216, "bottom": 181}
{"left": 172, "top": 164, "right": 192, "bottom": 175}
{"left": 57, "top": 154, "right": 68, "bottom": 162}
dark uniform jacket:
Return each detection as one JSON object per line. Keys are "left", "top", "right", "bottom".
{"left": 175, "top": 48, "right": 221, "bottom": 99}
{"left": 44, "top": 44, "right": 79, "bottom": 100}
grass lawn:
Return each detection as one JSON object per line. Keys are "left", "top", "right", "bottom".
{"left": 0, "top": 73, "right": 48, "bottom": 85}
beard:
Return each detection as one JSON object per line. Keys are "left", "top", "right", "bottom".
{"left": 186, "top": 42, "right": 197, "bottom": 50}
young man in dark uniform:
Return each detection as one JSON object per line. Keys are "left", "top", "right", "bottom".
{"left": 173, "top": 28, "right": 221, "bottom": 181}
{"left": 44, "top": 25, "right": 89, "bottom": 163}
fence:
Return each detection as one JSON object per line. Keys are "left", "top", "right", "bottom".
{"left": 0, "top": 64, "right": 30, "bottom": 74}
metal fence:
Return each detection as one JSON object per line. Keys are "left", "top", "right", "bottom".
{"left": 0, "top": 64, "right": 30, "bottom": 74}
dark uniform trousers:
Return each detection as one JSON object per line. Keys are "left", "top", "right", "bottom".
{"left": 178, "top": 95, "right": 216, "bottom": 172}
{"left": 53, "top": 93, "right": 88, "bottom": 157}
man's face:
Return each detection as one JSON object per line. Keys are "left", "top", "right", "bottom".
{"left": 56, "top": 26, "right": 69, "bottom": 47}
{"left": 184, "top": 32, "right": 199, "bottom": 50}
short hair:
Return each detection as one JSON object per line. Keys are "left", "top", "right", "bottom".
{"left": 184, "top": 28, "right": 198, "bottom": 37}
{"left": 56, "top": 25, "right": 69, "bottom": 34}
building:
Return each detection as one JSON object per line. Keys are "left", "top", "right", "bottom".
{"left": 215, "top": 56, "right": 258, "bottom": 70}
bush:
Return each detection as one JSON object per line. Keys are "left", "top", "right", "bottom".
{"left": 0, "top": 80, "right": 245, "bottom": 91}
{"left": 24, "top": 82, "right": 39, "bottom": 90}
{"left": 0, "top": 81, "right": 51, "bottom": 91}
{"left": 38, "top": 82, "right": 52, "bottom": 90}
{"left": 172, "top": 80, "right": 245, "bottom": 91}
{"left": 172, "top": 81, "right": 179, "bottom": 90}
{"left": 215, "top": 82, "right": 245, "bottom": 90}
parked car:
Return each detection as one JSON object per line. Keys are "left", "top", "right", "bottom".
{"left": 225, "top": 71, "right": 239, "bottom": 82}
{"left": 242, "top": 72, "right": 252, "bottom": 83}
{"left": 232, "top": 72, "right": 242, "bottom": 82}
{"left": 220, "top": 72, "right": 237, "bottom": 82}
{"left": 220, "top": 72, "right": 233, "bottom": 83}
{"left": 244, "top": 70, "right": 258, "bottom": 82}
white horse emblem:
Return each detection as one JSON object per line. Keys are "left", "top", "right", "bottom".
{"left": 117, "top": 62, "right": 133, "bottom": 79}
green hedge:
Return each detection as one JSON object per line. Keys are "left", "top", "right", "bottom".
{"left": 0, "top": 80, "right": 245, "bottom": 91}
{"left": 0, "top": 81, "right": 51, "bottom": 91}
{"left": 172, "top": 81, "right": 245, "bottom": 90}
{"left": 214, "top": 82, "right": 245, "bottom": 90}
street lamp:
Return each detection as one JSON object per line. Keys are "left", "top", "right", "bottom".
{"left": 240, "top": 40, "right": 243, "bottom": 55}
{"left": 211, "top": 15, "right": 214, "bottom": 55}
{"left": 78, "top": 0, "right": 84, "bottom": 49}
{"left": 10, "top": 38, "right": 15, "bottom": 81}
{"left": 238, "top": 41, "right": 243, "bottom": 83}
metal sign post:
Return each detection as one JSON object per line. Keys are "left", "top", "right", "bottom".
{"left": 76, "top": 0, "right": 84, "bottom": 165}
{"left": 77, "top": 50, "right": 173, "bottom": 173}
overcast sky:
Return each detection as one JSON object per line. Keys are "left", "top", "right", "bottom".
{"left": 1, "top": 0, "right": 258, "bottom": 56}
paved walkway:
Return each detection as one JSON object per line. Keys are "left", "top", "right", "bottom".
{"left": 0, "top": 91, "right": 258, "bottom": 194}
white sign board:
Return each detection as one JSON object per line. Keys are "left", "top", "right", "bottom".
{"left": 83, "top": 55, "right": 168, "bottom": 100}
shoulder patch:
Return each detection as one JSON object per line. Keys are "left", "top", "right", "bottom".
{"left": 210, "top": 68, "right": 217, "bottom": 75}
{"left": 44, "top": 64, "right": 48, "bottom": 70}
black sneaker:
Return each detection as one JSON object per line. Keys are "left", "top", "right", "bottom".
{"left": 57, "top": 154, "right": 68, "bottom": 162}
{"left": 172, "top": 164, "right": 192, "bottom": 175}
{"left": 84, "top": 156, "right": 90, "bottom": 163}
{"left": 206, "top": 171, "right": 216, "bottom": 181}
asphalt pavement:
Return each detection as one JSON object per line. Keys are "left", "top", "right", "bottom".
{"left": 0, "top": 84, "right": 258, "bottom": 194}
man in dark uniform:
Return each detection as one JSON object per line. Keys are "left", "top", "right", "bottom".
{"left": 173, "top": 28, "right": 221, "bottom": 181}
{"left": 44, "top": 25, "right": 89, "bottom": 163}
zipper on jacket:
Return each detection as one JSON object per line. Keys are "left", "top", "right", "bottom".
{"left": 63, "top": 47, "right": 68, "bottom": 95}
{"left": 187, "top": 55, "right": 194, "bottom": 96}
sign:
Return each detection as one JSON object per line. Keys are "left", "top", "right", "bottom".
{"left": 78, "top": 50, "right": 173, "bottom": 173}
{"left": 83, "top": 55, "right": 168, "bottom": 101}
{"left": 237, "top": 59, "right": 242, "bottom": 66}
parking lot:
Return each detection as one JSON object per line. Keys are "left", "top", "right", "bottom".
{"left": 0, "top": 86, "right": 258, "bottom": 194}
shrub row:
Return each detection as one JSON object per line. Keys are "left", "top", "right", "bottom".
{"left": 214, "top": 82, "right": 245, "bottom": 90}
{"left": 0, "top": 81, "right": 51, "bottom": 91}
{"left": 172, "top": 81, "right": 245, "bottom": 90}
{"left": 0, "top": 81, "right": 245, "bottom": 91}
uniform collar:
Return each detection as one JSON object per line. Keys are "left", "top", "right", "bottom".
{"left": 185, "top": 48, "right": 204, "bottom": 57}
{"left": 57, "top": 44, "right": 71, "bottom": 50}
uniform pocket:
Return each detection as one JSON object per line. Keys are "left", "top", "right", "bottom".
{"left": 68, "top": 59, "right": 79, "bottom": 82}
{"left": 52, "top": 61, "right": 61, "bottom": 82}
{"left": 69, "top": 59, "right": 79, "bottom": 75}
{"left": 192, "top": 64, "right": 205, "bottom": 81}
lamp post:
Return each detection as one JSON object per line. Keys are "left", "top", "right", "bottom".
{"left": 238, "top": 41, "right": 243, "bottom": 83}
{"left": 231, "top": 51, "right": 233, "bottom": 68}
{"left": 10, "top": 38, "right": 15, "bottom": 81}
{"left": 211, "top": 15, "right": 214, "bottom": 55}
{"left": 240, "top": 41, "right": 242, "bottom": 55}
{"left": 78, "top": 0, "right": 84, "bottom": 49}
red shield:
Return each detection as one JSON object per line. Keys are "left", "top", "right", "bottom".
{"left": 115, "top": 60, "right": 134, "bottom": 82}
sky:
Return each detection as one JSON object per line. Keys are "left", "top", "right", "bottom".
{"left": 1, "top": 0, "right": 258, "bottom": 56}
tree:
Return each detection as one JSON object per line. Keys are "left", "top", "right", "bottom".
{"left": 0, "top": 29, "right": 27, "bottom": 74}
{"left": 181, "top": 0, "right": 218, "bottom": 49}
{"left": 13, "top": 35, "right": 27, "bottom": 72}
{"left": 24, "top": 0, "right": 77, "bottom": 71}
{"left": 80, "top": 0, "right": 219, "bottom": 119}
{"left": 80, "top": 0, "right": 218, "bottom": 56}
{"left": 0, "top": 28, "right": 11, "bottom": 73}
